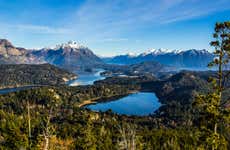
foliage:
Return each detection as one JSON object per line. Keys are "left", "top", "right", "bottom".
{"left": 0, "top": 22, "right": 230, "bottom": 150}
{"left": 193, "top": 21, "right": 230, "bottom": 150}
{"left": 0, "top": 64, "right": 76, "bottom": 89}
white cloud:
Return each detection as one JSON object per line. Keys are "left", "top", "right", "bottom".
{"left": 2, "top": 24, "right": 71, "bottom": 34}
{"left": 16, "top": 24, "right": 70, "bottom": 34}
{"left": 2, "top": 0, "right": 229, "bottom": 39}
{"left": 102, "top": 38, "right": 128, "bottom": 42}
{"left": 70, "top": 0, "right": 230, "bottom": 36}
{"left": 1, "top": 0, "right": 229, "bottom": 51}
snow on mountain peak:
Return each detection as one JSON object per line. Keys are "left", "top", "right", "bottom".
{"left": 127, "top": 52, "right": 137, "bottom": 57}
{"left": 141, "top": 48, "right": 182, "bottom": 56}
{"left": 54, "top": 41, "right": 87, "bottom": 50}
{"left": 171, "top": 49, "right": 183, "bottom": 54}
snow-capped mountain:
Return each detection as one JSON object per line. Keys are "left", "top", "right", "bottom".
{"left": 141, "top": 48, "right": 182, "bottom": 56}
{"left": 0, "top": 39, "right": 215, "bottom": 70}
{"left": 126, "top": 52, "right": 137, "bottom": 57}
{"left": 31, "top": 41, "right": 103, "bottom": 69}
{"left": 102, "top": 48, "right": 214, "bottom": 69}
{"left": 0, "top": 39, "right": 104, "bottom": 70}
{"left": 54, "top": 41, "right": 88, "bottom": 50}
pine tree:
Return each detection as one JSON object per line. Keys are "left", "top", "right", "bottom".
{"left": 193, "top": 21, "right": 230, "bottom": 149}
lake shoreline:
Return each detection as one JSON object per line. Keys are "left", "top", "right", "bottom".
{"left": 68, "top": 69, "right": 105, "bottom": 86}
{"left": 85, "top": 92, "right": 161, "bottom": 116}
{"left": 0, "top": 74, "right": 77, "bottom": 90}
{"left": 79, "top": 90, "right": 139, "bottom": 107}
{"left": 0, "top": 85, "right": 47, "bottom": 90}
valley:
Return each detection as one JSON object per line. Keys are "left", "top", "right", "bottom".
{"left": 0, "top": 0, "right": 229, "bottom": 149}
{"left": 0, "top": 29, "right": 229, "bottom": 149}
{"left": 1, "top": 65, "right": 229, "bottom": 149}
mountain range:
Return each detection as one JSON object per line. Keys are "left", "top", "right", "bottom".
{"left": 0, "top": 39, "right": 215, "bottom": 70}
{"left": 31, "top": 41, "right": 103, "bottom": 70}
{"left": 103, "top": 48, "right": 214, "bottom": 69}
{"left": 0, "top": 39, "right": 103, "bottom": 70}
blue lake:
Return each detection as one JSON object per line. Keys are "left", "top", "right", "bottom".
{"left": 0, "top": 69, "right": 105, "bottom": 94}
{"left": 86, "top": 92, "right": 161, "bottom": 116}
{"left": 0, "top": 86, "right": 37, "bottom": 95}
{"left": 68, "top": 69, "right": 105, "bottom": 86}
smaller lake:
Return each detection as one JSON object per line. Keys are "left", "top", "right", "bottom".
{"left": 0, "top": 86, "right": 36, "bottom": 95}
{"left": 86, "top": 92, "right": 161, "bottom": 116}
{"left": 68, "top": 69, "right": 105, "bottom": 86}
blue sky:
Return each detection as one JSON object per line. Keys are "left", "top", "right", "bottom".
{"left": 0, "top": 0, "right": 230, "bottom": 56}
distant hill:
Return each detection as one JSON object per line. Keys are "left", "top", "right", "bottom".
{"left": 0, "top": 63, "right": 76, "bottom": 89}
{"left": 142, "top": 70, "right": 230, "bottom": 104}
{"left": 103, "top": 49, "right": 214, "bottom": 69}
{"left": 101, "top": 61, "right": 175, "bottom": 76}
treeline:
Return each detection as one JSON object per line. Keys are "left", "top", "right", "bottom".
{"left": 0, "top": 70, "right": 229, "bottom": 149}
{"left": 0, "top": 22, "right": 229, "bottom": 149}
{"left": 100, "top": 61, "right": 172, "bottom": 77}
{"left": 0, "top": 86, "right": 215, "bottom": 149}
{"left": 0, "top": 64, "right": 76, "bottom": 89}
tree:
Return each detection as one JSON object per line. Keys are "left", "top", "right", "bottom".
{"left": 117, "top": 123, "right": 137, "bottom": 150}
{"left": 37, "top": 89, "right": 62, "bottom": 150}
{"left": 193, "top": 21, "right": 230, "bottom": 149}
{"left": 209, "top": 22, "right": 230, "bottom": 99}
{"left": 27, "top": 100, "right": 31, "bottom": 149}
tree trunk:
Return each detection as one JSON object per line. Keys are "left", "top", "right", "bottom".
{"left": 27, "top": 101, "right": 31, "bottom": 148}
{"left": 43, "top": 135, "right": 49, "bottom": 150}
{"left": 214, "top": 123, "right": 217, "bottom": 134}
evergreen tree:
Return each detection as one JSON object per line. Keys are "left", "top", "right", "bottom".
{"left": 193, "top": 21, "right": 230, "bottom": 149}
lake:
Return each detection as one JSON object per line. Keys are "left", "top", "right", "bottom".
{"left": 0, "top": 69, "right": 105, "bottom": 94}
{"left": 0, "top": 86, "right": 38, "bottom": 95}
{"left": 68, "top": 69, "right": 105, "bottom": 86}
{"left": 85, "top": 92, "right": 161, "bottom": 116}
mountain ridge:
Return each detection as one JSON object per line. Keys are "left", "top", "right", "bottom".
{"left": 0, "top": 39, "right": 215, "bottom": 70}
{"left": 0, "top": 39, "right": 104, "bottom": 70}
{"left": 0, "top": 39, "right": 42, "bottom": 64}
{"left": 103, "top": 48, "right": 214, "bottom": 68}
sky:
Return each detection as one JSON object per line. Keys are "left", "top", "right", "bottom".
{"left": 0, "top": 0, "right": 230, "bottom": 56}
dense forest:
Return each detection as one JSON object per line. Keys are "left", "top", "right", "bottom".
{"left": 0, "top": 70, "right": 229, "bottom": 149}
{"left": 0, "top": 64, "right": 76, "bottom": 89}
{"left": 100, "top": 61, "right": 174, "bottom": 77}
{"left": 0, "top": 22, "right": 229, "bottom": 149}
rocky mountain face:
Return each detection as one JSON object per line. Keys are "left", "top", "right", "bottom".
{"left": 0, "top": 39, "right": 41, "bottom": 64}
{"left": 0, "top": 39, "right": 103, "bottom": 70}
{"left": 103, "top": 49, "right": 214, "bottom": 69}
{"left": 31, "top": 41, "right": 104, "bottom": 70}
{"left": 0, "top": 39, "right": 215, "bottom": 71}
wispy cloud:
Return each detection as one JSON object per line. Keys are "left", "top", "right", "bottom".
{"left": 2, "top": 0, "right": 229, "bottom": 38}
{"left": 0, "top": 22, "right": 70, "bottom": 35}
{"left": 14, "top": 24, "right": 71, "bottom": 34}
{"left": 13, "top": 24, "right": 70, "bottom": 34}
{"left": 102, "top": 38, "right": 129, "bottom": 42}
{"left": 0, "top": 0, "right": 229, "bottom": 54}
{"left": 70, "top": 0, "right": 230, "bottom": 38}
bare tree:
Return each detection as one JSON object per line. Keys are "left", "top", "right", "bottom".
{"left": 27, "top": 100, "right": 31, "bottom": 149}
{"left": 117, "top": 124, "right": 136, "bottom": 150}
{"left": 41, "top": 89, "right": 61, "bottom": 150}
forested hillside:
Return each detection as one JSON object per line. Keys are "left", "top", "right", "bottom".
{"left": 0, "top": 64, "right": 76, "bottom": 89}
{"left": 0, "top": 70, "right": 229, "bottom": 149}
{"left": 0, "top": 21, "right": 229, "bottom": 150}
